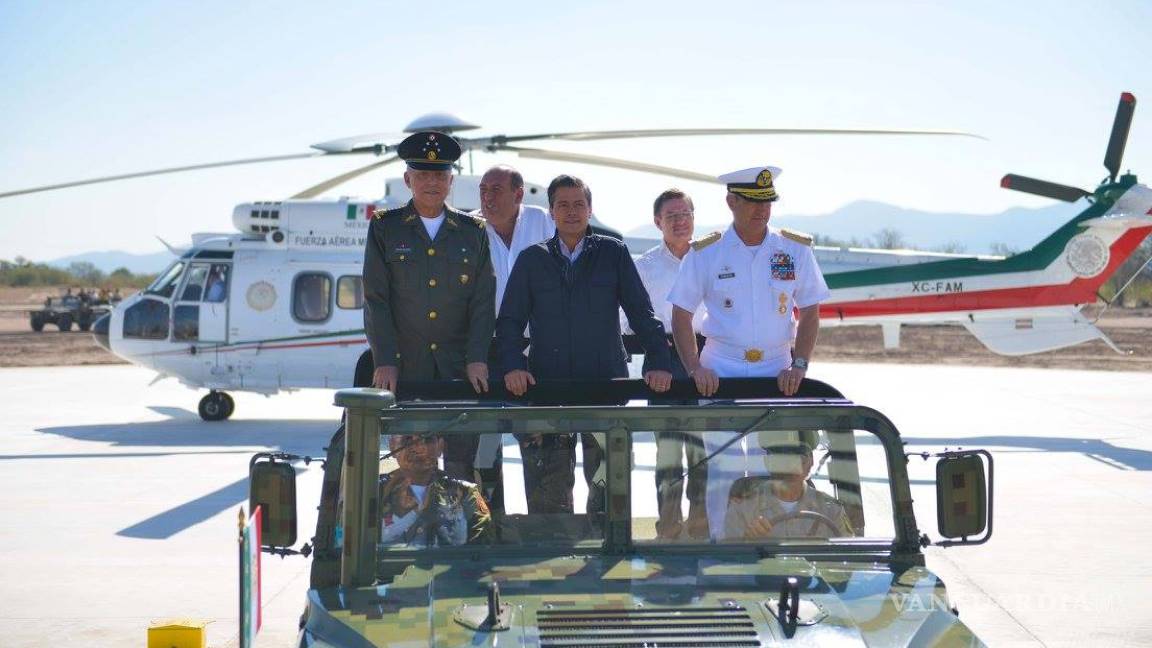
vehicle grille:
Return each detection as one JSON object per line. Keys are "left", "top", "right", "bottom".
{"left": 536, "top": 605, "right": 760, "bottom": 647}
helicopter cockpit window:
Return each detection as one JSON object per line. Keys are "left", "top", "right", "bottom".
{"left": 146, "top": 261, "right": 185, "bottom": 299}
{"left": 172, "top": 305, "right": 198, "bottom": 341}
{"left": 337, "top": 275, "right": 364, "bottom": 310}
{"left": 179, "top": 264, "right": 209, "bottom": 302}
{"left": 204, "top": 264, "right": 229, "bottom": 303}
{"left": 122, "top": 298, "right": 169, "bottom": 340}
{"left": 292, "top": 272, "right": 332, "bottom": 323}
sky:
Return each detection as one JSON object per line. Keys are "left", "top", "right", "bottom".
{"left": 1, "top": 0, "right": 1150, "bottom": 261}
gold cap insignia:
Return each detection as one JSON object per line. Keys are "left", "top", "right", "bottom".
{"left": 460, "top": 274, "right": 470, "bottom": 285}
{"left": 756, "top": 169, "right": 774, "bottom": 188}
{"left": 426, "top": 150, "right": 437, "bottom": 161}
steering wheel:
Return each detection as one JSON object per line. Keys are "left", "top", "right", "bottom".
{"left": 766, "top": 510, "right": 841, "bottom": 537}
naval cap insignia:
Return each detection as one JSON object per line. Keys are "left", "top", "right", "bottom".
{"left": 426, "top": 150, "right": 437, "bottom": 160}
{"left": 756, "top": 169, "right": 774, "bottom": 188}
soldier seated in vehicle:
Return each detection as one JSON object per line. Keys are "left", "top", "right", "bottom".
{"left": 724, "top": 430, "right": 855, "bottom": 540}
{"left": 379, "top": 434, "right": 492, "bottom": 548}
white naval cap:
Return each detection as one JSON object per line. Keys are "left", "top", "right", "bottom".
{"left": 718, "top": 165, "right": 782, "bottom": 202}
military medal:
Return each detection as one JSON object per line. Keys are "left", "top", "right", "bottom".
{"left": 778, "top": 293, "right": 789, "bottom": 315}
{"left": 770, "top": 253, "right": 795, "bottom": 280}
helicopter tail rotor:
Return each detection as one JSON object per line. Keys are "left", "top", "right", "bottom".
{"left": 1104, "top": 92, "right": 1137, "bottom": 183}
{"left": 1001, "top": 91, "right": 1137, "bottom": 202}
{"left": 999, "top": 174, "right": 1091, "bottom": 203}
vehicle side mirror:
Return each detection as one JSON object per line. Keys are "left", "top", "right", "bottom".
{"left": 935, "top": 450, "right": 993, "bottom": 547}
{"left": 249, "top": 454, "right": 298, "bottom": 548}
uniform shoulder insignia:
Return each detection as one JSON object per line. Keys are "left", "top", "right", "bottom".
{"left": 691, "top": 231, "right": 722, "bottom": 251}
{"left": 374, "top": 206, "right": 405, "bottom": 221}
{"left": 781, "top": 228, "right": 813, "bottom": 246}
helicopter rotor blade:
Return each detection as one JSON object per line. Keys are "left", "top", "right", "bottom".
{"left": 1103, "top": 92, "right": 1137, "bottom": 183}
{"left": 290, "top": 155, "right": 402, "bottom": 199}
{"left": 310, "top": 132, "right": 405, "bottom": 154}
{"left": 1000, "top": 174, "right": 1091, "bottom": 203}
{"left": 0, "top": 152, "right": 347, "bottom": 200}
{"left": 504, "top": 145, "right": 721, "bottom": 184}
{"left": 472, "top": 126, "right": 985, "bottom": 149}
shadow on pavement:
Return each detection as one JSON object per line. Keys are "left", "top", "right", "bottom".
{"left": 33, "top": 417, "right": 337, "bottom": 456}
{"left": 30, "top": 416, "right": 339, "bottom": 539}
{"left": 903, "top": 435, "right": 1152, "bottom": 471}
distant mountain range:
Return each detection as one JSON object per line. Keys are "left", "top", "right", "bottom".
{"left": 44, "top": 200, "right": 1083, "bottom": 273}
{"left": 627, "top": 200, "right": 1082, "bottom": 254}
{"left": 47, "top": 250, "right": 176, "bottom": 274}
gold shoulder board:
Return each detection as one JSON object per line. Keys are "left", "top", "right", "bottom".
{"left": 691, "top": 231, "right": 722, "bottom": 251}
{"left": 781, "top": 228, "right": 813, "bottom": 246}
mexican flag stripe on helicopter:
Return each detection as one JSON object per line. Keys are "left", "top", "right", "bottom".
{"left": 346, "top": 203, "right": 376, "bottom": 221}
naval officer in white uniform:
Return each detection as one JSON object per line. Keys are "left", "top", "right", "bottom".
{"left": 667, "top": 165, "right": 830, "bottom": 538}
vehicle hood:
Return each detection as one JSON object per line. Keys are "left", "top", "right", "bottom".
{"left": 303, "top": 554, "right": 984, "bottom": 647}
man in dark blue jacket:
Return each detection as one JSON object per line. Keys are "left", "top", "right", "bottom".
{"left": 495, "top": 175, "right": 672, "bottom": 515}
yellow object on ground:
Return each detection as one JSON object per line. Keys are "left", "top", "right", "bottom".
{"left": 147, "top": 618, "right": 209, "bottom": 648}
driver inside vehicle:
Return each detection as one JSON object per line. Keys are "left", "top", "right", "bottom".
{"left": 379, "top": 434, "right": 492, "bottom": 547}
{"left": 724, "top": 430, "right": 855, "bottom": 540}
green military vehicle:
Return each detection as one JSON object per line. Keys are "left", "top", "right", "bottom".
{"left": 29, "top": 294, "right": 111, "bottom": 332}
{"left": 251, "top": 378, "right": 992, "bottom": 647}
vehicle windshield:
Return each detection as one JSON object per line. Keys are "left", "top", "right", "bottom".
{"left": 145, "top": 261, "right": 185, "bottom": 298}
{"left": 374, "top": 402, "right": 898, "bottom": 565}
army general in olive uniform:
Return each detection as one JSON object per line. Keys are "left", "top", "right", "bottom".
{"left": 364, "top": 131, "right": 496, "bottom": 479}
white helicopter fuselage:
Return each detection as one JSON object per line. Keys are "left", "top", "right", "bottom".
{"left": 103, "top": 176, "right": 551, "bottom": 394}
{"left": 98, "top": 175, "right": 1152, "bottom": 405}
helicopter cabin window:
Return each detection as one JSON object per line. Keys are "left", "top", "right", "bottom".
{"left": 146, "top": 261, "right": 185, "bottom": 299}
{"left": 337, "top": 275, "right": 364, "bottom": 309}
{"left": 292, "top": 273, "right": 332, "bottom": 323}
{"left": 122, "top": 298, "right": 169, "bottom": 340}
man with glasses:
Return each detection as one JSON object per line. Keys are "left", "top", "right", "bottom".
{"left": 625, "top": 189, "right": 709, "bottom": 539}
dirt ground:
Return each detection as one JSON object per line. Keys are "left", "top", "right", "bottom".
{"left": 1, "top": 286, "right": 1149, "bottom": 371}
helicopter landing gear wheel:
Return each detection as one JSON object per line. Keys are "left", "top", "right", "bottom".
{"left": 199, "top": 390, "right": 234, "bottom": 422}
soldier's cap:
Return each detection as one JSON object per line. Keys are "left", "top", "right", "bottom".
{"left": 719, "top": 165, "right": 782, "bottom": 202}
{"left": 757, "top": 430, "right": 818, "bottom": 454}
{"left": 397, "top": 131, "right": 461, "bottom": 170}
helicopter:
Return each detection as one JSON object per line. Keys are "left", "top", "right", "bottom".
{"left": 1, "top": 94, "right": 1148, "bottom": 421}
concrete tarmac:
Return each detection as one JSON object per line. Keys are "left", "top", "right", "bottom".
{"left": 0, "top": 363, "right": 1149, "bottom": 647}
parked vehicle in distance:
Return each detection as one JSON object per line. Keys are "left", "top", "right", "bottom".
{"left": 29, "top": 291, "right": 116, "bottom": 332}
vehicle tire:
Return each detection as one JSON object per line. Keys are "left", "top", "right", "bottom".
{"left": 57, "top": 315, "right": 73, "bottom": 332}
{"left": 221, "top": 392, "right": 235, "bottom": 419}
{"left": 198, "top": 392, "right": 229, "bottom": 422}
{"left": 30, "top": 316, "right": 44, "bottom": 332}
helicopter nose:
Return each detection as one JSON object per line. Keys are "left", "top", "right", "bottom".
{"left": 92, "top": 313, "right": 111, "bottom": 352}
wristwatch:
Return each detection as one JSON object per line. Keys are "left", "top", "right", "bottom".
{"left": 791, "top": 357, "right": 809, "bottom": 370}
